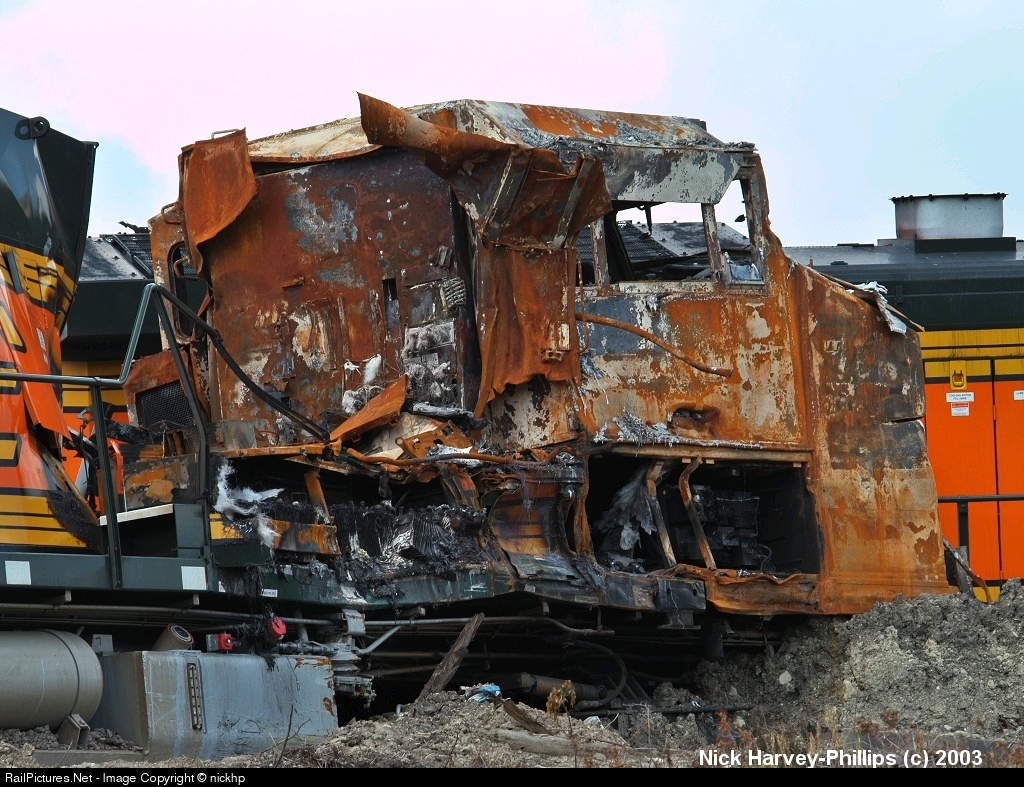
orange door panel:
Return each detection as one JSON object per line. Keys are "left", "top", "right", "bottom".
{"left": 924, "top": 360, "right": 999, "bottom": 579}
{"left": 994, "top": 361, "right": 1024, "bottom": 578}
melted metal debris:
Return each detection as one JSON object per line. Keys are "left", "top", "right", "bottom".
{"left": 613, "top": 412, "right": 681, "bottom": 445}
{"left": 852, "top": 281, "right": 908, "bottom": 335}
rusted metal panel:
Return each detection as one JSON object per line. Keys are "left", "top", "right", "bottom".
{"left": 474, "top": 244, "right": 580, "bottom": 414}
{"left": 122, "top": 349, "right": 180, "bottom": 419}
{"left": 658, "top": 565, "right": 820, "bottom": 615}
{"left": 180, "top": 130, "right": 258, "bottom": 271}
{"left": 123, "top": 455, "right": 195, "bottom": 509}
{"left": 199, "top": 148, "right": 468, "bottom": 442}
{"left": 577, "top": 278, "right": 803, "bottom": 449}
{"left": 131, "top": 94, "right": 953, "bottom": 629}
{"left": 795, "top": 265, "right": 950, "bottom": 611}
{"left": 263, "top": 518, "right": 340, "bottom": 555}
{"left": 329, "top": 376, "right": 407, "bottom": 444}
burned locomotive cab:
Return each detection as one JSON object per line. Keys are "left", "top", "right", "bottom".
{"left": 130, "top": 95, "right": 950, "bottom": 646}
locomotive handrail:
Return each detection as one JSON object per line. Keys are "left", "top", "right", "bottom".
{"left": 0, "top": 282, "right": 336, "bottom": 590}
{"left": 0, "top": 283, "right": 212, "bottom": 588}
{"left": 937, "top": 494, "right": 1024, "bottom": 565}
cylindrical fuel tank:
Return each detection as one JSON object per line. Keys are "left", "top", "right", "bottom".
{"left": 0, "top": 630, "right": 103, "bottom": 729}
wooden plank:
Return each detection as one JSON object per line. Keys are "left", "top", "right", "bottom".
{"left": 416, "top": 613, "right": 485, "bottom": 701}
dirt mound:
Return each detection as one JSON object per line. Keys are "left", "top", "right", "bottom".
{"left": 697, "top": 582, "right": 1024, "bottom": 741}
{"left": 279, "top": 691, "right": 689, "bottom": 767}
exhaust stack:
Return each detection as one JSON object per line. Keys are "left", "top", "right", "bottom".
{"left": 892, "top": 193, "right": 1013, "bottom": 252}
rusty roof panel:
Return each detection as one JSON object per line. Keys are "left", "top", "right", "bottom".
{"left": 248, "top": 100, "right": 730, "bottom": 163}
{"left": 249, "top": 97, "right": 747, "bottom": 204}
{"left": 452, "top": 101, "right": 725, "bottom": 149}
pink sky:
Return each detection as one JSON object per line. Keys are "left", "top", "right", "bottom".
{"left": 4, "top": 1, "right": 1022, "bottom": 245}
{"left": 1, "top": 0, "right": 667, "bottom": 172}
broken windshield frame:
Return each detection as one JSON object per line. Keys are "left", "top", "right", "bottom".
{"left": 578, "top": 172, "right": 766, "bottom": 287}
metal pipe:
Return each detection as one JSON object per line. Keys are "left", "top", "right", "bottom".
{"left": 359, "top": 651, "right": 558, "bottom": 660}
{"left": 361, "top": 616, "right": 612, "bottom": 636}
{"left": 364, "top": 665, "right": 439, "bottom": 678}
{"left": 355, "top": 625, "right": 402, "bottom": 656}
{"left": 569, "top": 641, "right": 628, "bottom": 712}
{"left": 91, "top": 383, "right": 122, "bottom": 588}
{"left": 0, "top": 603, "right": 333, "bottom": 626}
{"left": 152, "top": 624, "right": 194, "bottom": 650}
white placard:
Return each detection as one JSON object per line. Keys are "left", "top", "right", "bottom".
{"left": 181, "top": 566, "right": 207, "bottom": 591}
{"left": 951, "top": 405, "right": 970, "bottom": 417}
{"left": 4, "top": 560, "right": 30, "bottom": 585}
{"left": 261, "top": 588, "right": 279, "bottom": 598}
{"left": 946, "top": 391, "right": 974, "bottom": 403}
{"left": 1014, "top": 390, "right": 1024, "bottom": 401}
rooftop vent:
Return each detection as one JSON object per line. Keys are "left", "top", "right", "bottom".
{"left": 891, "top": 193, "right": 1014, "bottom": 252}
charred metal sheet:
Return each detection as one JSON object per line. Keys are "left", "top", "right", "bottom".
{"left": 247, "top": 115, "right": 379, "bottom": 165}
{"left": 263, "top": 518, "right": 340, "bottom": 555}
{"left": 578, "top": 280, "right": 800, "bottom": 448}
{"left": 657, "top": 564, "right": 819, "bottom": 615}
{"left": 123, "top": 455, "right": 196, "bottom": 509}
{"left": 422, "top": 100, "right": 746, "bottom": 205}
{"left": 796, "top": 265, "right": 949, "bottom": 611}
{"left": 248, "top": 99, "right": 748, "bottom": 205}
{"left": 123, "top": 349, "right": 182, "bottom": 426}
{"left": 198, "top": 147, "right": 471, "bottom": 442}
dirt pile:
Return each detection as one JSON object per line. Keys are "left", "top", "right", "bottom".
{"left": 0, "top": 692, "right": 707, "bottom": 768}
{"left": 697, "top": 582, "right": 1024, "bottom": 741}
{"left": 266, "top": 691, "right": 695, "bottom": 768}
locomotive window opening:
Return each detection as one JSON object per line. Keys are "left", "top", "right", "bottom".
{"left": 720, "top": 178, "right": 764, "bottom": 285}
{"left": 584, "top": 455, "right": 820, "bottom": 575}
{"left": 579, "top": 185, "right": 762, "bottom": 285}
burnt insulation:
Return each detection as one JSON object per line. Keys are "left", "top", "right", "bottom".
{"left": 46, "top": 489, "right": 103, "bottom": 551}
{"left": 330, "top": 503, "right": 487, "bottom": 598}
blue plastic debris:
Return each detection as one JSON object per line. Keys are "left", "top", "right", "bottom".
{"left": 461, "top": 683, "right": 502, "bottom": 702}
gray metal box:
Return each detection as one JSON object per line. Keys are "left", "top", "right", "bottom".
{"left": 91, "top": 651, "right": 336, "bottom": 760}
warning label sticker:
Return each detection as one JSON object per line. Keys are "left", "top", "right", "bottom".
{"left": 951, "top": 405, "right": 970, "bottom": 417}
{"left": 946, "top": 391, "right": 975, "bottom": 403}
{"left": 1014, "top": 390, "right": 1024, "bottom": 401}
